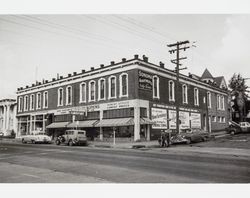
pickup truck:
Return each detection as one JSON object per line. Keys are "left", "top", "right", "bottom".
{"left": 226, "top": 121, "right": 250, "bottom": 135}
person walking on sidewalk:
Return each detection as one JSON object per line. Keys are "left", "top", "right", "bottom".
{"left": 160, "top": 131, "right": 167, "bottom": 147}
{"left": 165, "top": 129, "right": 171, "bottom": 147}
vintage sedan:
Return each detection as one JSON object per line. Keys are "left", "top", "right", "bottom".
{"left": 22, "top": 131, "right": 52, "bottom": 144}
{"left": 171, "top": 129, "right": 210, "bottom": 144}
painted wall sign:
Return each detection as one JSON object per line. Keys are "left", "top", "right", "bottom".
{"left": 168, "top": 110, "right": 190, "bottom": 129}
{"left": 138, "top": 70, "right": 153, "bottom": 91}
{"left": 190, "top": 113, "right": 201, "bottom": 129}
{"left": 153, "top": 103, "right": 176, "bottom": 110}
{"left": 151, "top": 108, "right": 168, "bottom": 129}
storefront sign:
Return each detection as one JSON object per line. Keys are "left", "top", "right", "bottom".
{"left": 151, "top": 108, "right": 168, "bottom": 129}
{"left": 105, "top": 101, "right": 131, "bottom": 110}
{"left": 153, "top": 103, "right": 176, "bottom": 110}
{"left": 138, "top": 70, "right": 153, "bottom": 91}
{"left": 190, "top": 113, "right": 201, "bottom": 129}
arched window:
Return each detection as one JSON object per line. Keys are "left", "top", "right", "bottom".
{"left": 36, "top": 92, "right": 41, "bottom": 109}
{"left": 24, "top": 95, "right": 29, "bottom": 111}
{"left": 58, "top": 88, "right": 63, "bottom": 106}
{"left": 182, "top": 84, "right": 188, "bottom": 104}
{"left": 79, "top": 82, "right": 86, "bottom": 103}
{"left": 108, "top": 76, "right": 116, "bottom": 99}
{"left": 120, "top": 73, "right": 128, "bottom": 97}
{"left": 194, "top": 88, "right": 199, "bottom": 106}
{"left": 30, "top": 94, "right": 35, "bottom": 110}
{"left": 98, "top": 78, "right": 106, "bottom": 100}
{"left": 89, "top": 80, "right": 96, "bottom": 102}
{"left": 169, "top": 80, "right": 175, "bottom": 101}
{"left": 18, "top": 97, "right": 23, "bottom": 112}
{"left": 153, "top": 76, "right": 159, "bottom": 99}
{"left": 66, "top": 86, "right": 72, "bottom": 105}
{"left": 43, "top": 91, "right": 48, "bottom": 108}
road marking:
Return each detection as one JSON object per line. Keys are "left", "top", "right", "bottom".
{"left": 22, "top": 174, "right": 40, "bottom": 178}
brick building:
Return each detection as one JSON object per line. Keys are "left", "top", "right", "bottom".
{"left": 16, "top": 55, "right": 230, "bottom": 141}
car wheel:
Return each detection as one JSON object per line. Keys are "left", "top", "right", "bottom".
{"left": 22, "top": 139, "right": 26, "bottom": 144}
{"left": 55, "top": 139, "right": 60, "bottom": 145}
{"left": 68, "top": 140, "right": 73, "bottom": 146}
{"left": 31, "top": 140, "right": 36, "bottom": 144}
{"left": 230, "top": 130, "right": 235, "bottom": 135}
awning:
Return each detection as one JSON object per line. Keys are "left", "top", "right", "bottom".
{"left": 140, "top": 117, "right": 155, "bottom": 125}
{"left": 46, "top": 122, "right": 69, "bottom": 129}
{"left": 67, "top": 120, "right": 97, "bottom": 128}
{"left": 95, "top": 118, "right": 134, "bottom": 127}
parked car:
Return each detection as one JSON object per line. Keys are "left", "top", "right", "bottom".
{"left": 22, "top": 131, "right": 52, "bottom": 144}
{"left": 55, "top": 129, "right": 87, "bottom": 146}
{"left": 226, "top": 121, "right": 250, "bottom": 135}
{"left": 171, "top": 129, "right": 210, "bottom": 144}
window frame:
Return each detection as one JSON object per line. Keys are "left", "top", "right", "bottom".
{"left": 152, "top": 75, "right": 160, "bottom": 99}
{"left": 43, "top": 91, "right": 48, "bottom": 109}
{"left": 36, "top": 92, "right": 41, "bottom": 110}
{"left": 30, "top": 94, "right": 35, "bottom": 110}
{"left": 98, "top": 78, "right": 106, "bottom": 101}
{"left": 57, "top": 87, "right": 64, "bottom": 107}
{"left": 194, "top": 88, "right": 199, "bottom": 106}
{"left": 79, "top": 82, "right": 86, "bottom": 103}
{"left": 66, "top": 85, "right": 73, "bottom": 105}
{"left": 108, "top": 75, "right": 117, "bottom": 99}
{"left": 24, "top": 95, "right": 29, "bottom": 111}
{"left": 18, "top": 96, "right": 23, "bottom": 112}
{"left": 119, "top": 73, "right": 128, "bottom": 98}
{"left": 182, "top": 84, "right": 188, "bottom": 104}
{"left": 168, "top": 80, "right": 175, "bottom": 102}
{"left": 89, "top": 80, "right": 96, "bottom": 102}
{"left": 207, "top": 91, "right": 211, "bottom": 108}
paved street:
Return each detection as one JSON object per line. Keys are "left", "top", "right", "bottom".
{"left": 0, "top": 141, "right": 250, "bottom": 183}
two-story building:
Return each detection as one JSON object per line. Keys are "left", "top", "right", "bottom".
{"left": 16, "top": 55, "right": 229, "bottom": 141}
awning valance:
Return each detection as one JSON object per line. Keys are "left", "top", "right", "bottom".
{"left": 95, "top": 118, "right": 134, "bottom": 127}
{"left": 67, "top": 120, "right": 97, "bottom": 128}
{"left": 46, "top": 122, "right": 69, "bottom": 129}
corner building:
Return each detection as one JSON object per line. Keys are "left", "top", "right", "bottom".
{"left": 16, "top": 55, "right": 230, "bottom": 141}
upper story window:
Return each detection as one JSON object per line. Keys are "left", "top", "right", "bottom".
{"left": 24, "top": 95, "right": 29, "bottom": 111}
{"left": 217, "top": 94, "right": 221, "bottom": 110}
{"left": 207, "top": 91, "right": 211, "bottom": 108}
{"left": 98, "top": 78, "right": 106, "bottom": 100}
{"left": 30, "top": 94, "right": 35, "bottom": 110}
{"left": 221, "top": 95, "right": 225, "bottom": 110}
{"left": 79, "top": 82, "right": 86, "bottom": 103}
{"left": 18, "top": 97, "right": 23, "bottom": 112}
{"left": 66, "top": 86, "right": 72, "bottom": 105}
{"left": 109, "top": 76, "right": 116, "bottom": 99}
{"left": 153, "top": 76, "right": 159, "bottom": 99}
{"left": 89, "top": 80, "right": 96, "bottom": 102}
{"left": 43, "top": 91, "right": 48, "bottom": 108}
{"left": 58, "top": 88, "right": 63, "bottom": 106}
{"left": 182, "top": 84, "right": 188, "bottom": 104}
{"left": 194, "top": 88, "right": 199, "bottom": 106}
{"left": 120, "top": 73, "right": 128, "bottom": 97}
{"left": 169, "top": 80, "right": 175, "bottom": 101}
{"left": 36, "top": 92, "right": 41, "bottom": 109}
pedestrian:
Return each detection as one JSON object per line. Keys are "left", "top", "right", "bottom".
{"left": 161, "top": 131, "right": 167, "bottom": 147}
{"left": 165, "top": 129, "right": 171, "bottom": 147}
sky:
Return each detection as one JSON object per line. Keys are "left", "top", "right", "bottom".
{"left": 1, "top": 14, "right": 250, "bottom": 99}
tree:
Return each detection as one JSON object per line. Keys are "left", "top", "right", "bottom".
{"left": 229, "top": 73, "right": 249, "bottom": 122}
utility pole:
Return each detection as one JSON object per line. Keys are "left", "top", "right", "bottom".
{"left": 167, "top": 40, "right": 190, "bottom": 134}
